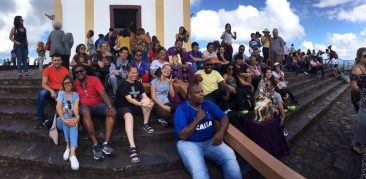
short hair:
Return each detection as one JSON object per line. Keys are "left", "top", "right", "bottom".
{"left": 53, "top": 22, "right": 62, "bottom": 30}
{"left": 157, "top": 47, "right": 166, "bottom": 54}
{"left": 126, "top": 64, "right": 137, "bottom": 73}
{"left": 234, "top": 54, "right": 243, "bottom": 60}
{"left": 191, "top": 42, "right": 199, "bottom": 48}
{"left": 87, "top": 30, "right": 94, "bottom": 38}
{"left": 73, "top": 64, "right": 85, "bottom": 71}
{"left": 118, "top": 46, "right": 129, "bottom": 53}
{"left": 175, "top": 39, "right": 183, "bottom": 44}
{"left": 239, "top": 45, "right": 245, "bottom": 49}
{"left": 52, "top": 52, "right": 62, "bottom": 59}
{"left": 206, "top": 42, "right": 214, "bottom": 49}
{"left": 187, "top": 75, "right": 202, "bottom": 95}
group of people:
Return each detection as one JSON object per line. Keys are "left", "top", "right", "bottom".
{"left": 10, "top": 14, "right": 353, "bottom": 178}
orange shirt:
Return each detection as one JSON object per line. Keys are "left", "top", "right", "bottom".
{"left": 43, "top": 65, "right": 69, "bottom": 89}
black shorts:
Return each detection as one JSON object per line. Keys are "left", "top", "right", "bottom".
{"left": 116, "top": 106, "right": 142, "bottom": 119}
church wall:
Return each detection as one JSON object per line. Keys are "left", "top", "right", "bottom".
{"left": 164, "top": 0, "right": 184, "bottom": 48}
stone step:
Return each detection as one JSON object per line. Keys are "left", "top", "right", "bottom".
{"left": 0, "top": 85, "right": 40, "bottom": 95}
{"left": 286, "top": 79, "right": 345, "bottom": 123}
{"left": 291, "top": 77, "right": 338, "bottom": 99}
{"left": 0, "top": 111, "right": 176, "bottom": 146}
{"left": 0, "top": 138, "right": 184, "bottom": 178}
{"left": 0, "top": 78, "right": 41, "bottom": 86}
{"left": 286, "top": 84, "right": 350, "bottom": 145}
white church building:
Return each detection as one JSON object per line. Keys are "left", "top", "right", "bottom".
{"left": 54, "top": 0, "right": 191, "bottom": 51}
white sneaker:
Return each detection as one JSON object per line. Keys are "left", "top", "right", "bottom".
{"left": 63, "top": 148, "right": 70, "bottom": 161}
{"left": 69, "top": 155, "right": 79, "bottom": 170}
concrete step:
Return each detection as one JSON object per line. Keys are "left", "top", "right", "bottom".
{"left": 286, "top": 84, "right": 350, "bottom": 145}
{"left": 291, "top": 77, "right": 338, "bottom": 99}
{"left": 286, "top": 79, "right": 345, "bottom": 122}
{"left": 0, "top": 85, "right": 40, "bottom": 95}
{"left": 0, "top": 78, "right": 41, "bottom": 86}
{"left": 0, "top": 138, "right": 184, "bottom": 178}
{"left": 0, "top": 112, "right": 177, "bottom": 146}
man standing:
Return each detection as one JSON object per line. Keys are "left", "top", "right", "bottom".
{"left": 269, "top": 28, "right": 285, "bottom": 66}
{"left": 36, "top": 53, "right": 69, "bottom": 128}
{"left": 74, "top": 65, "right": 116, "bottom": 160}
{"left": 174, "top": 79, "right": 242, "bottom": 179}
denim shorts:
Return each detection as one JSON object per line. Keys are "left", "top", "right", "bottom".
{"left": 80, "top": 103, "right": 107, "bottom": 117}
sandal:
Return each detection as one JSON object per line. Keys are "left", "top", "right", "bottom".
{"left": 143, "top": 123, "right": 155, "bottom": 134}
{"left": 129, "top": 147, "right": 140, "bottom": 163}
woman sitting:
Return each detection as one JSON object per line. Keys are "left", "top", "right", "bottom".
{"left": 70, "top": 44, "right": 92, "bottom": 75}
{"left": 148, "top": 41, "right": 161, "bottom": 64}
{"left": 56, "top": 75, "right": 80, "bottom": 170}
{"left": 115, "top": 64, "right": 155, "bottom": 163}
{"left": 248, "top": 56, "right": 262, "bottom": 91}
{"left": 151, "top": 64, "right": 177, "bottom": 127}
{"left": 93, "top": 42, "right": 113, "bottom": 88}
{"left": 150, "top": 48, "right": 169, "bottom": 79}
{"left": 130, "top": 50, "right": 150, "bottom": 83}
{"left": 272, "top": 63, "right": 299, "bottom": 105}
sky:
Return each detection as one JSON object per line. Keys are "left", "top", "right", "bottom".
{"left": 0, "top": 0, "right": 365, "bottom": 63}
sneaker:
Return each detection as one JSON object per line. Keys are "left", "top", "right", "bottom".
{"left": 287, "top": 105, "right": 296, "bottom": 111}
{"left": 92, "top": 144, "right": 104, "bottom": 160}
{"left": 69, "top": 155, "right": 79, "bottom": 170}
{"left": 239, "top": 110, "right": 249, "bottom": 115}
{"left": 157, "top": 118, "right": 168, "bottom": 127}
{"left": 102, "top": 142, "right": 114, "bottom": 155}
{"left": 63, "top": 148, "right": 70, "bottom": 161}
{"left": 35, "top": 121, "right": 44, "bottom": 129}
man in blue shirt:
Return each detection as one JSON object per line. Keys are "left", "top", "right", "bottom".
{"left": 188, "top": 42, "right": 205, "bottom": 71}
{"left": 174, "top": 79, "right": 242, "bottom": 179}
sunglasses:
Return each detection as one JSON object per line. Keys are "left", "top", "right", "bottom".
{"left": 67, "top": 100, "right": 72, "bottom": 109}
{"left": 75, "top": 69, "right": 85, "bottom": 74}
{"left": 205, "top": 63, "right": 213, "bottom": 67}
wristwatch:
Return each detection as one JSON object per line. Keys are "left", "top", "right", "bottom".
{"left": 108, "top": 105, "right": 113, "bottom": 109}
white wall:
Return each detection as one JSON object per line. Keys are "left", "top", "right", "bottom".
{"left": 164, "top": 0, "right": 184, "bottom": 48}
{"left": 61, "top": 0, "right": 85, "bottom": 58}
{"left": 94, "top": 0, "right": 156, "bottom": 37}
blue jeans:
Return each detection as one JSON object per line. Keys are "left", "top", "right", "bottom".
{"left": 177, "top": 139, "right": 242, "bottom": 179}
{"left": 80, "top": 103, "right": 107, "bottom": 116}
{"left": 57, "top": 114, "right": 78, "bottom": 148}
{"left": 14, "top": 44, "right": 28, "bottom": 75}
{"left": 36, "top": 89, "right": 52, "bottom": 122}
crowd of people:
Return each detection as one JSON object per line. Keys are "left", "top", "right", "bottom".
{"left": 9, "top": 15, "right": 363, "bottom": 179}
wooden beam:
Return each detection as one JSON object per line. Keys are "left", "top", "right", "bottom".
{"left": 224, "top": 124, "right": 305, "bottom": 179}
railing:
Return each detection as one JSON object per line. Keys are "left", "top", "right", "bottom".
{"left": 224, "top": 124, "right": 305, "bottom": 179}
{"left": 337, "top": 59, "right": 353, "bottom": 73}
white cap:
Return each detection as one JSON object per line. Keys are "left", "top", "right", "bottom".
{"left": 274, "top": 62, "right": 280, "bottom": 66}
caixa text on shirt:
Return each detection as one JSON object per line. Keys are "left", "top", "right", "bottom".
{"left": 196, "top": 120, "right": 213, "bottom": 131}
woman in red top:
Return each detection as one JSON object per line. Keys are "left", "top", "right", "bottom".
{"left": 148, "top": 41, "right": 161, "bottom": 64}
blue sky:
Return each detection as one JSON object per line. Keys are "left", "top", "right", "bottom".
{"left": 190, "top": 0, "right": 366, "bottom": 60}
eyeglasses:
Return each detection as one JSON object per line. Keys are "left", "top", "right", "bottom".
{"left": 64, "top": 81, "right": 72, "bottom": 85}
{"left": 205, "top": 63, "right": 213, "bottom": 67}
{"left": 75, "top": 69, "right": 85, "bottom": 74}
{"left": 67, "top": 100, "right": 71, "bottom": 109}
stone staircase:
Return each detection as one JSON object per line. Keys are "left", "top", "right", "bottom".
{"left": 0, "top": 68, "right": 350, "bottom": 178}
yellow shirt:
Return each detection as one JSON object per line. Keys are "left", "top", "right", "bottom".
{"left": 116, "top": 36, "right": 131, "bottom": 51}
{"left": 195, "top": 70, "right": 224, "bottom": 95}
{"left": 261, "top": 36, "right": 270, "bottom": 48}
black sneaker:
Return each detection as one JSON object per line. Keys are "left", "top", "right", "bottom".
{"left": 35, "top": 121, "right": 44, "bottom": 129}
{"left": 102, "top": 142, "right": 114, "bottom": 155}
{"left": 93, "top": 144, "right": 104, "bottom": 160}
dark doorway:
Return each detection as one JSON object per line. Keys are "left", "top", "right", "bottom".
{"left": 110, "top": 5, "right": 141, "bottom": 33}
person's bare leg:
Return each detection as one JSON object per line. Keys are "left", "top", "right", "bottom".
{"left": 104, "top": 116, "right": 115, "bottom": 142}
{"left": 142, "top": 107, "right": 151, "bottom": 124}
{"left": 124, "top": 113, "right": 136, "bottom": 147}
{"left": 81, "top": 108, "right": 98, "bottom": 144}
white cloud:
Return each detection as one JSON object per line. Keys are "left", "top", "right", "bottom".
{"left": 313, "top": 0, "right": 353, "bottom": 8}
{"left": 0, "top": 0, "right": 53, "bottom": 58}
{"left": 191, "top": 0, "right": 305, "bottom": 48}
{"left": 300, "top": 32, "right": 366, "bottom": 61}
{"left": 335, "top": 4, "right": 366, "bottom": 22}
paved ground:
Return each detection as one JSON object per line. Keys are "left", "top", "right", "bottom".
{"left": 282, "top": 88, "right": 361, "bottom": 179}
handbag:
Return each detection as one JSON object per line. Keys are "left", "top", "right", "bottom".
{"left": 49, "top": 113, "right": 58, "bottom": 145}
